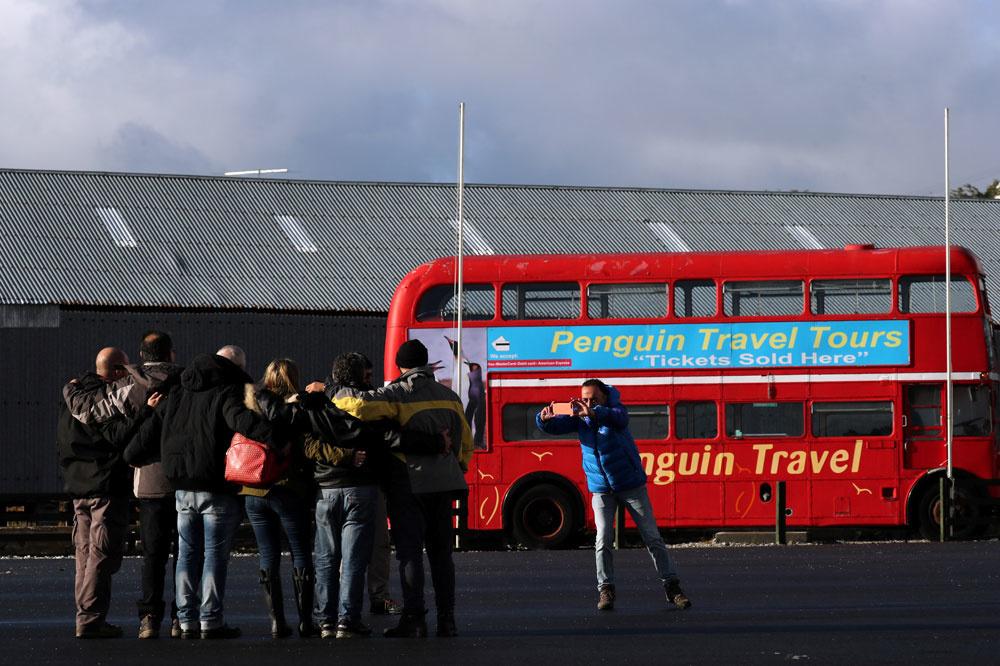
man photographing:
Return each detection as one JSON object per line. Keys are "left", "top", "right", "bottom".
{"left": 537, "top": 379, "right": 692, "bottom": 612}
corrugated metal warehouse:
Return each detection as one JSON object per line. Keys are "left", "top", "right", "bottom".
{"left": 3, "top": 167, "right": 1000, "bottom": 497}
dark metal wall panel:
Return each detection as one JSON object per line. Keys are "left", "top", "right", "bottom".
{"left": 0, "top": 308, "right": 387, "bottom": 496}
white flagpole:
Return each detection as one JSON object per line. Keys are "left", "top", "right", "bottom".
{"left": 454, "top": 102, "right": 466, "bottom": 398}
{"left": 944, "top": 108, "right": 953, "bottom": 484}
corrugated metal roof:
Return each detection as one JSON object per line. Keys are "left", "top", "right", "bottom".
{"left": 2, "top": 168, "right": 1000, "bottom": 313}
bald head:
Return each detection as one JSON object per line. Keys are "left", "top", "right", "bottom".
{"left": 95, "top": 347, "right": 129, "bottom": 382}
{"left": 216, "top": 345, "right": 247, "bottom": 370}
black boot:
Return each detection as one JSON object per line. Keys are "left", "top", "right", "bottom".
{"left": 292, "top": 567, "right": 319, "bottom": 637}
{"left": 259, "top": 570, "right": 292, "bottom": 639}
{"left": 383, "top": 611, "right": 428, "bottom": 638}
{"left": 436, "top": 611, "right": 457, "bottom": 637}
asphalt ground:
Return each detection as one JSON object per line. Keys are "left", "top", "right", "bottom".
{"left": 1, "top": 541, "right": 999, "bottom": 665}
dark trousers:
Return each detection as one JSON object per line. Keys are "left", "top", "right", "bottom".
{"left": 384, "top": 464, "right": 458, "bottom": 616}
{"left": 138, "top": 497, "right": 178, "bottom": 622}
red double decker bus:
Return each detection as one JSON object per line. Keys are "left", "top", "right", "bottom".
{"left": 385, "top": 245, "right": 999, "bottom": 546}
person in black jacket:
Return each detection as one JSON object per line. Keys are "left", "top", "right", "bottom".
{"left": 138, "top": 345, "right": 273, "bottom": 640}
{"left": 58, "top": 346, "right": 156, "bottom": 639}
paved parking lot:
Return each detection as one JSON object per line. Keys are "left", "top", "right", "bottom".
{"left": 2, "top": 541, "right": 999, "bottom": 664}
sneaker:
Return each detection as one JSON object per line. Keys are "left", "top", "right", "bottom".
{"left": 138, "top": 615, "right": 159, "bottom": 639}
{"left": 597, "top": 584, "right": 615, "bottom": 611}
{"left": 665, "top": 579, "right": 692, "bottom": 610}
{"left": 170, "top": 618, "right": 182, "bottom": 639}
{"left": 320, "top": 623, "right": 338, "bottom": 639}
{"left": 200, "top": 624, "right": 242, "bottom": 639}
{"left": 335, "top": 618, "right": 372, "bottom": 639}
{"left": 370, "top": 598, "right": 402, "bottom": 615}
{"left": 76, "top": 623, "right": 124, "bottom": 639}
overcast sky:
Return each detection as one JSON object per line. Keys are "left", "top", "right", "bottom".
{"left": 1, "top": 0, "right": 997, "bottom": 195}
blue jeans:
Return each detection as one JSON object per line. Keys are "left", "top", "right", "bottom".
{"left": 314, "top": 485, "right": 377, "bottom": 625}
{"left": 245, "top": 487, "right": 313, "bottom": 571}
{"left": 174, "top": 491, "right": 242, "bottom": 631}
{"left": 592, "top": 485, "right": 677, "bottom": 589}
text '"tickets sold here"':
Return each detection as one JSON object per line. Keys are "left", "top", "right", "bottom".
{"left": 486, "top": 321, "right": 909, "bottom": 371}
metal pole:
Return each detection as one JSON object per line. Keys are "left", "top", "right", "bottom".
{"left": 454, "top": 102, "right": 465, "bottom": 399}
{"left": 775, "top": 481, "right": 787, "bottom": 545}
{"left": 939, "top": 476, "right": 950, "bottom": 542}
{"left": 453, "top": 103, "right": 466, "bottom": 551}
{"left": 944, "top": 108, "right": 953, "bottom": 486}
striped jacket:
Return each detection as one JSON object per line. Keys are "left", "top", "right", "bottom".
{"left": 334, "top": 366, "right": 473, "bottom": 494}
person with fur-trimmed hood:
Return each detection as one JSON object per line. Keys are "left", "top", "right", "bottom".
{"left": 238, "top": 358, "right": 320, "bottom": 639}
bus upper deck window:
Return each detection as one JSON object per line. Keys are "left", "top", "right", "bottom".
{"left": 811, "top": 279, "right": 891, "bottom": 315}
{"left": 724, "top": 280, "right": 804, "bottom": 317}
{"left": 673, "top": 280, "right": 716, "bottom": 318}
{"left": 898, "top": 275, "right": 977, "bottom": 314}
{"left": 587, "top": 283, "right": 667, "bottom": 319}
{"left": 415, "top": 284, "right": 495, "bottom": 322}
{"left": 502, "top": 283, "right": 580, "bottom": 320}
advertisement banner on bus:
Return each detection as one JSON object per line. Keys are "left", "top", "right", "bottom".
{"left": 484, "top": 320, "right": 909, "bottom": 371}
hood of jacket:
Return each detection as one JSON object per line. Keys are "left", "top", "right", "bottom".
{"left": 126, "top": 361, "right": 184, "bottom": 392}
{"left": 603, "top": 384, "right": 624, "bottom": 409}
{"left": 74, "top": 371, "right": 107, "bottom": 392}
{"left": 181, "top": 354, "right": 252, "bottom": 392}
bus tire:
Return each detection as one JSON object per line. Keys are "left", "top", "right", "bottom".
{"left": 915, "top": 479, "right": 986, "bottom": 540}
{"left": 510, "top": 483, "right": 576, "bottom": 549}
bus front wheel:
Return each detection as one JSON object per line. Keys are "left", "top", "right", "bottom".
{"left": 510, "top": 484, "right": 575, "bottom": 549}
{"left": 916, "top": 480, "right": 985, "bottom": 540}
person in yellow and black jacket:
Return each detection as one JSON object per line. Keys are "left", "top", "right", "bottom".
{"left": 332, "top": 339, "right": 473, "bottom": 639}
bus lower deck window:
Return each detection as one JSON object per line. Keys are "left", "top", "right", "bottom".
{"left": 726, "top": 402, "right": 804, "bottom": 437}
{"left": 812, "top": 401, "right": 893, "bottom": 437}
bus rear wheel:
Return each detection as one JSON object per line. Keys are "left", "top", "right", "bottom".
{"left": 510, "top": 484, "right": 576, "bottom": 549}
{"left": 916, "top": 480, "right": 985, "bottom": 540}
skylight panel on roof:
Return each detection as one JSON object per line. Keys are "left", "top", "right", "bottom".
{"left": 275, "top": 215, "right": 318, "bottom": 253}
{"left": 646, "top": 221, "right": 691, "bottom": 252}
{"left": 448, "top": 218, "right": 495, "bottom": 255}
{"left": 95, "top": 207, "right": 137, "bottom": 248}
{"left": 785, "top": 224, "right": 825, "bottom": 250}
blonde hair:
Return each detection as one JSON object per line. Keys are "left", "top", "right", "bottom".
{"left": 262, "top": 358, "right": 300, "bottom": 398}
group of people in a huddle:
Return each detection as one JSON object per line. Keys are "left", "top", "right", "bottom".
{"left": 57, "top": 330, "right": 472, "bottom": 641}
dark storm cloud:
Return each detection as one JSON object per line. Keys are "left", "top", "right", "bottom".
{"left": 1, "top": 0, "right": 998, "bottom": 195}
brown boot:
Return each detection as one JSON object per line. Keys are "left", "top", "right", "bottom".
{"left": 597, "top": 584, "right": 615, "bottom": 611}
{"left": 665, "top": 579, "right": 692, "bottom": 609}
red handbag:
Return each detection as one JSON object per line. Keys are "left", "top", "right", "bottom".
{"left": 224, "top": 433, "right": 289, "bottom": 487}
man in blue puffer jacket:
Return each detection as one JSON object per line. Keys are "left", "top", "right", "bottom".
{"left": 536, "top": 379, "right": 692, "bottom": 612}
